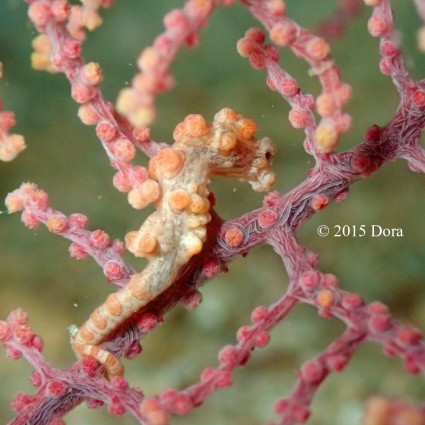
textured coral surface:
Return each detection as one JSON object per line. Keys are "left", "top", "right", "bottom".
{"left": 1, "top": 1, "right": 425, "bottom": 425}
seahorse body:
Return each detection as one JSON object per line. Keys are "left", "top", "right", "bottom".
{"left": 72, "top": 109, "right": 276, "bottom": 379}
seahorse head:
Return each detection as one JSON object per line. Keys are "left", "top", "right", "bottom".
{"left": 172, "top": 108, "right": 276, "bottom": 192}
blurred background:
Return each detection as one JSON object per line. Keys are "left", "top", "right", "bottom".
{"left": 1, "top": 0, "right": 425, "bottom": 424}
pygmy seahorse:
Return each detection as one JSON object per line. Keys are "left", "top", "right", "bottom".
{"left": 71, "top": 108, "right": 276, "bottom": 379}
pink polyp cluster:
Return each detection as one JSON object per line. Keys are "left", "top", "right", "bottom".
{"left": 5, "top": 182, "right": 134, "bottom": 284}
{"left": 0, "top": 309, "right": 43, "bottom": 361}
{"left": 5, "top": 183, "right": 48, "bottom": 217}
{"left": 116, "top": 0, "right": 218, "bottom": 127}
{"left": 0, "top": 64, "right": 26, "bottom": 161}
{"left": 26, "top": 0, "right": 161, "bottom": 204}
{"left": 67, "top": 0, "right": 113, "bottom": 40}
{"left": 29, "top": 0, "right": 111, "bottom": 41}
{"left": 239, "top": 3, "right": 353, "bottom": 154}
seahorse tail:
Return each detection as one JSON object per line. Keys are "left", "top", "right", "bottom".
{"left": 72, "top": 271, "right": 157, "bottom": 378}
{"left": 73, "top": 342, "right": 124, "bottom": 378}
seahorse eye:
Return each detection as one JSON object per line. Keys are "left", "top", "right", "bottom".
{"left": 258, "top": 137, "right": 276, "bottom": 163}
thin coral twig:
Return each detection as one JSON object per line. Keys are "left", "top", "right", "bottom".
{"left": 5, "top": 183, "right": 135, "bottom": 287}
{"left": 27, "top": 0, "right": 160, "bottom": 194}
{"left": 115, "top": 0, "right": 223, "bottom": 128}
{"left": 242, "top": 0, "right": 353, "bottom": 154}
{"left": 364, "top": 0, "right": 414, "bottom": 94}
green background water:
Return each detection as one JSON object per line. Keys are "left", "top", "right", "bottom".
{"left": 1, "top": 0, "right": 425, "bottom": 424}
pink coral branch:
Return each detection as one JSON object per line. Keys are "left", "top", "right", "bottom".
{"left": 5, "top": 183, "right": 135, "bottom": 287}
{"left": 242, "top": 0, "right": 353, "bottom": 154}
{"left": 0, "top": 310, "right": 48, "bottom": 377}
{"left": 273, "top": 327, "right": 365, "bottom": 425}
{"left": 141, "top": 290, "right": 299, "bottom": 422}
{"left": 66, "top": 0, "right": 114, "bottom": 41}
{"left": 115, "top": 0, "right": 223, "bottom": 128}
{"left": 1, "top": 310, "right": 144, "bottom": 424}
{"left": 267, "top": 227, "right": 425, "bottom": 424}
{"left": 364, "top": 0, "right": 413, "bottom": 93}
{"left": 237, "top": 29, "right": 319, "bottom": 157}
{"left": 27, "top": 0, "right": 160, "bottom": 195}
{"left": 216, "top": 92, "right": 425, "bottom": 265}
{"left": 2, "top": 315, "right": 146, "bottom": 425}
{"left": 272, "top": 231, "right": 425, "bottom": 377}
